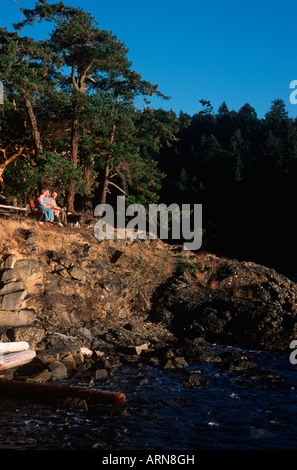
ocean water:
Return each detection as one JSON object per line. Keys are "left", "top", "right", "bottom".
{"left": 0, "top": 345, "right": 296, "bottom": 451}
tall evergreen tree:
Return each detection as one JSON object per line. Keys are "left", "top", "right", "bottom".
{"left": 14, "top": 0, "right": 171, "bottom": 210}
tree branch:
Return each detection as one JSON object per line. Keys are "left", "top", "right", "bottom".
{"left": 81, "top": 62, "right": 94, "bottom": 88}
{"left": 0, "top": 146, "right": 25, "bottom": 190}
{"left": 5, "top": 147, "right": 24, "bottom": 166}
{"left": 71, "top": 62, "right": 79, "bottom": 91}
{"left": 0, "top": 147, "right": 7, "bottom": 160}
{"left": 107, "top": 180, "right": 128, "bottom": 196}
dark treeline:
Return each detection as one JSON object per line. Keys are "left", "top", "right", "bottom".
{"left": 157, "top": 99, "right": 297, "bottom": 271}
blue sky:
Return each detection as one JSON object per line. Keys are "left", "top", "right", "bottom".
{"left": 1, "top": 0, "right": 297, "bottom": 118}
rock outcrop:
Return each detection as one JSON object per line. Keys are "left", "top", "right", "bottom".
{"left": 151, "top": 253, "right": 297, "bottom": 351}
{"left": 0, "top": 220, "right": 297, "bottom": 367}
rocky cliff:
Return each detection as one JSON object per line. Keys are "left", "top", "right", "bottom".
{"left": 0, "top": 217, "right": 296, "bottom": 384}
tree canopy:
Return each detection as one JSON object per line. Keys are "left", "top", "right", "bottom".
{"left": 0, "top": 0, "right": 174, "bottom": 210}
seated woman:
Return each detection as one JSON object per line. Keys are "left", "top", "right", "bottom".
{"left": 37, "top": 188, "right": 55, "bottom": 223}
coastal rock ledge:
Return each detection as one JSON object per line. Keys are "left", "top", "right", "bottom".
{"left": 0, "top": 220, "right": 296, "bottom": 369}
{"left": 152, "top": 255, "right": 297, "bottom": 351}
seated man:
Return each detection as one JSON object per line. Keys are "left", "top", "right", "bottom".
{"left": 48, "top": 191, "right": 68, "bottom": 226}
{"left": 37, "top": 188, "right": 55, "bottom": 223}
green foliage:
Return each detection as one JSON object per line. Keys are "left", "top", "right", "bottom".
{"left": 0, "top": 27, "right": 60, "bottom": 102}
{"left": 175, "top": 254, "right": 198, "bottom": 273}
{"left": 4, "top": 151, "right": 85, "bottom": 200}
{"left": 0, "top": 0, "right": 176, "bottom": 208}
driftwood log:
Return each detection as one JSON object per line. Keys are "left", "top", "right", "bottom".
{"left": 0, "top": 204, "right": 27, "bottom": 212}
{"left": 0, "top": 342, "right": 30, "bottom": 353}
{"left": 0, "top": 350, "right": 36, "bottom": 371}
{"left": 0, "top": 379, "right": 126, "bottom": 405}
{"left": 0, "top": 344, "right": 126, "bottom": 405}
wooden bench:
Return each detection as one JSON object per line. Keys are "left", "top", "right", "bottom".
{"left": 29, "top": 199, "right": 45, "bottom": 221}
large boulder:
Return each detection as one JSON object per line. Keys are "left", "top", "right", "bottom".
{"left": 151, "top": 254, "right": 297, "bottom": 351}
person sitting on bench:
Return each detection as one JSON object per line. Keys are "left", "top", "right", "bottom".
{"left": 46, "top": 191, "right": 68, "bottom": 226}
{"left": 37, "top": 188, "right": 55, "bottom": 223}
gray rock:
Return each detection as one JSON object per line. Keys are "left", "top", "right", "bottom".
{"left": 95, "top": 369, "right": 108, "bottom": 379}
{"left": 60, "top": 352, "right": 77, "bottom": 372}
{"left": 183, "top": 373, "right": 209, "bottom": 388}
{"left": 0, "top": 309, "right": 37, "bottom": 327}
{"left": 4, "top": 254, "right": 19, "bottom": 269}
{"left": 151, "top": 254, "right": 297, "bottom": 351}
{"left": 14, "top": 259, "right": 43, "bottom": 280}
{"left": 0, "top": 280, "right": 26, "bottom": 296}
{"left": 47, "top": 250, "right": 64, "bottom": 263}
{"left": 49, "top": 361, "right": 68, "bottom": 379}
{"left": 160, "top": 356, "right": 188, "bottom": 369}
{"left": 0, "top": 268, "right": 19, "bottom": 284}
{"left": 25, "top": 369, "right": 53, "bottom": 383}
{"left": 68, "top": 265, "right": 88, "bottom": 282}
{"left": 99, "top": 275, "right": 127, "bottom": 293}
{"left": 120, "top": 343, "right": 150, "bottom": 356}
{"left": 8, "top": 325, "right": 45, "bottom": 349}
{"left": 0, "top": 289, "right": 27, "bottom": 311}
{"left": 182, "top": 338, "right": 220, "bottom": 363}
{"left": 59, "top": 258, "right": 74, "bottom": 269}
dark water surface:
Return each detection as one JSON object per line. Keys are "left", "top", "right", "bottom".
{"left": 0, "top": 345, "right": 296, "bottom": 451}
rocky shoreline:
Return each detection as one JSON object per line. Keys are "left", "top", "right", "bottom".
{"left": 0, "top": 217, "right": 296, "bottom": 405}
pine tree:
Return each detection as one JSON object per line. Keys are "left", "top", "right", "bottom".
{"left": 14, "top": 0, "right": 171, "bottom": 210}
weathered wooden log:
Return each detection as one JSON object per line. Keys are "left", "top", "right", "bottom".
{"left": 0, "top": 379, "right": 126, "bottom": 405}
{"left": 0, "top": 204, "right": 27, "bottom": 212}
{"left": 0, "top": 342, "right": 30, "bottom": 353}
{"left": 0, "top": 350, "right": 36, "bottom": 371}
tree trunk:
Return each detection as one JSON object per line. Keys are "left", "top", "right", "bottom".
{"left": 67, "top": 62, "right": 98, "bottom": 211}
{"left": 0, "top": 379, "right": 126, "bottom": 405}
{"left": 100, "top": 124, "right": 116, "bottom": 204}
{"left": 67, "top": 100, "right": 80, "bottom": 212}
{"left": 83, "top": 156, "right": 92, "bottom": 210}
{"left": 67, "top": 63, "right": 96, "bottom": 211}
{"left": 71, "top": 114, "right": 79, "bottom": 169}
{"left": 23, "top": 95, "right": 43, "bottom": 155}
{"left": 100, "top": 163, "right": 110, "bottom": 205}
{"left": 67, "top": 189, "right": 75, "bottom": 213}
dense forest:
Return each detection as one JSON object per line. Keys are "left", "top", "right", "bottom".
{"left": 158, "top": 98, "right": 297, "bottom": 271}
{"left": 1, "top": 1, "right": 297, "bottom": 271}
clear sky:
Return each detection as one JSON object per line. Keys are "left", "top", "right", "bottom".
{"left": 1, "top": 0, "right": 297, "bottom": 118}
